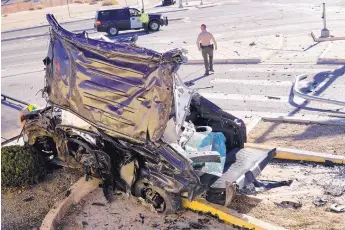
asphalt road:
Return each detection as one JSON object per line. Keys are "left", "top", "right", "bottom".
{"left": 2, "top": 0, "right": 345, "bottom": 139}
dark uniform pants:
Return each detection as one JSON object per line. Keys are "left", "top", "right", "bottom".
{"left": 201, "top": 46, "right": 214, "bottom": 72}
{"left": 143, "top": 23, "right": 149, "bottom": 33}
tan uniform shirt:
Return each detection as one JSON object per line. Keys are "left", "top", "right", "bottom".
{"left": 196, "top": 30, "right": 217, "bottom": 49}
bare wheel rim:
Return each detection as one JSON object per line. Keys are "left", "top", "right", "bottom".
{"left": 150, "top": 22, "right": 159, "bottom": 31}
{"left": 109, "top": 27, "right": 117, "bottom": 35}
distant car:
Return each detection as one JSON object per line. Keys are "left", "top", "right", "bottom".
{"left": 94, "top": 7, "right": 168, "bottom": 36}
{"left": 162, "top": 0, "right": 176, "bottom": 6}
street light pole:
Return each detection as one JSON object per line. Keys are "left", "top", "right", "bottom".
{"left": 321, "top": 2, "right": 330, "bottom": 37}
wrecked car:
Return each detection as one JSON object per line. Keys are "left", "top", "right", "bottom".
{"left": 21, "top": 14, "right": 276, "bottom": 214}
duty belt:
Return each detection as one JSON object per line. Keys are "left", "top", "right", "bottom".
{"left": 200, "top": 44, "right": 214, "bottom": 49}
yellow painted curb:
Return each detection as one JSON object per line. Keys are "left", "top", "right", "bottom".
{"left": 40, "top": 177, "right": 101, "bottom": 230}
{"left": 244, "top": 143, "right": 345, "bottom": 165}
{"left": 182, "top": 199, "right": 286, "bottom": 230}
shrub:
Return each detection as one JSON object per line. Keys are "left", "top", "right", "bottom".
{"left": 37, "top": 4, "right": 44, "bottom": 10}
{"left": 1, "top": 145, "right": 47, "bottom": 188}
{"left": 3, "top": 14, "right": 8, "bottom": 17}
{"left": 29, "top": 7, "right": 35, "bottom": 10}
{"left": 73, "top": 0, "right": 84, "bottom": 3}
{"left": 102, "top": 0, "right": 118, "bottom": 6}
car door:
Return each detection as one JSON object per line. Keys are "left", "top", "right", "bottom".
{"left": 129, "top": 8, "right": 143, "bottom": 29}
{"left": 114, "top": 9, "right": 131, "bottom": 30}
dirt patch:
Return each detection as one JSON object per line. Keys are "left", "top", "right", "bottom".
{"left": 58, "top": 190, "right": 235, "bottom": 230}
{"left": 248, "top": 121, "right": 345, "bottom": 155}
{"left": 1, "top": 167, "right": 83, "bottom": 230}
{"left": 230, "top": 162, "right": 345, "bottom": 230}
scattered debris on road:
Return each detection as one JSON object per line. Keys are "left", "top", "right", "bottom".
{"left": 275, "top": 201, "right": 302, "bottom": 209}
{"left": 249, "top": 42, "right": 256, "bottom": 46}
{"left": 313, "top": 198, "right": 327, "bottom": 207}
{"left": 266, "top": 96, "right": 281, "bottom": 100}
{"left": 23, "top": 196, "right": 34, "bottom": 202}
{"left": 91, "top": 202, "right": 106, "bottom": 207}
{"left": 329, "top": 204, "right": 345, "bottom": 213}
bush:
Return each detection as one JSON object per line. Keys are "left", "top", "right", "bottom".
{"left": 29, "top": 7, "right": 35, "bottom": 10}
{"left": 102, "top": 0, "right": 118, "bottom": 6}
{"left": 1, "top": 145, "right": 47, "bottom": 188}
{"left": 73, "top": 0, "right": 84, "bottom": 3}
{"left": 37, "top": 4, "right": 44, "bottom": 10}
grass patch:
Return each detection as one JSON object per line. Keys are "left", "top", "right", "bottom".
{"left": 102, "top": 0, "right": 118, "bottom": 6}
{"left": 37, "top": 4, "right": 44, "bottom": 9}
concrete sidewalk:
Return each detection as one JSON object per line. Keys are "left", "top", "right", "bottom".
{"left": 1, "top": 0, "right": 214, "bottom": 32}
{"left": 1, "top": 0, "right": 162, "bottom": 32}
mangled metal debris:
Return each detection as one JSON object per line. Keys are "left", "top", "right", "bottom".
{"left": 329, "top": 204, "right": 345, "bottom": 213}
{"left": 20, "top": 14, "right": 277, "bottom": 214}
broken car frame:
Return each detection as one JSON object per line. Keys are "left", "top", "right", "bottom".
{"left": 21, "top": 14, "right": 276, "bottom": 214}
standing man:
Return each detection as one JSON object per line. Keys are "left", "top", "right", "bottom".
{"left": 196, "top": 24, "right": 217, "bottom": 76}
{"left": 140, "top": 9, "right": 150, "bottom": 34}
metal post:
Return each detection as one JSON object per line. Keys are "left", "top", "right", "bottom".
{"left": 321, "top": 3, "right": 330, "bottom": 37}
{"left": 186, "top": 0, "right": 188, "bottom": 5}
{"left": 67, "top": 0, "right": 71, "bottom": 18}
{"left": 141, "top": 0, "right": 144, "bottom": 11}
{"left": 200, "top": 0, "right": 203, "bottom": 5}
{"left": 179, "top": 0, "right": 183, "bottom": 8}
{"left": 293, "top": 74, "right": 345, "bottom": 106}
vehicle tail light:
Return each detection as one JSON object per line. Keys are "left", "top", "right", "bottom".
{"left": 95, "top": 20, "right": 102, "bottom": 26}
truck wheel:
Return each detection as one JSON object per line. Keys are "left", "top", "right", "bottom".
{"left": 107, "top": 26, "right": 119, "bottom": 36}
{"left": 134, "top": 180, "right": 181, "bottom": 214}
{"left": 149, "top": 21, "right": 160, "bottom": 32}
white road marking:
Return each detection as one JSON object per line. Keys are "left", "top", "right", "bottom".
{"left": 2, "top": 51, "right": 46, "bottom": 60}
{"left": 210, "top": 78, "right": 293, "bottom": 86}
{"left": 200, "top": 92, "right": 306, "bottom": 104}
{"left": 1, "top": 61, "right": 42, "bottom": 69}
{"left": 226, "top": 67, "right": 336, "bottom": 73}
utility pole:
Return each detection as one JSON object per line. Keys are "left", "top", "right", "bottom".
{"left": 321, "top": 3, "right": 330, "bottom": 37}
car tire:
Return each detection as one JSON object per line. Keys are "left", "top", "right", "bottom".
{"left": 149, "top": 21, "right": 160, "bottom": 32}
{"left": 133, "top": 179, "right": 181, "bottom": 214}
{"left": 107, "top": 26, "right": 119, "bottom": 36}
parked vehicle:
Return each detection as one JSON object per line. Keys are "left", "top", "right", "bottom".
{"left": 94, "top": 7, "right": 168, "bottom": 36}
{"left": 22, "top": 14, "right": 276, "bottom": 214}
{"left": 162, "top": 0, "right": 176, "bottom": 6}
